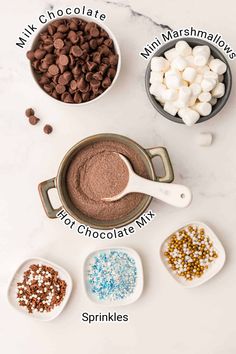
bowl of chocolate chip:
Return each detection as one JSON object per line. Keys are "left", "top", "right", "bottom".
{"left": 26, "top": 17, "right": 120, "bottom": 104}
{"left": 38, "top": 133, "right": 174, "bottom": 229}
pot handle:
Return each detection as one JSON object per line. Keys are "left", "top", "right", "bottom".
{"left": 38, "top": 178, "right": 62, "bottom": 218}
{"left": 146, "top": 147, "right": 174, "bottom": 183}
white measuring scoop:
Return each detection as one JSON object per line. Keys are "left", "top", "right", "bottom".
{"left": 103, "top": 153, "right": 192, "bottom": 208}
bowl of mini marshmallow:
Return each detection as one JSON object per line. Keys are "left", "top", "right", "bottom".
{"left": 145, "top": 38, "right": 232, "bottom": 126}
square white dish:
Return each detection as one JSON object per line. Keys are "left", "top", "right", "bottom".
{"left": 160, "top": 221, "right": 226, "bottom": 288}
{"left": 7, "top": 257, "right": 73, "bottom": 321}
{"left": 84, "top": 247, "right": 143, "bottom": 306}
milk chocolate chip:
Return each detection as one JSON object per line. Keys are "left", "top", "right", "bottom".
{"left": 25, "top": 108, "right": 34, "bottom": 117}
{"left": 43, "top": 124, "right": 53, "bottom": 134}
{"left": 29, "top": 115, "right": 40, "bottom": 125}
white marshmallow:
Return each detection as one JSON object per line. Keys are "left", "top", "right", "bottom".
{"left": 196, "top": 133, "right": 213, "bottom": 146}
{"left": 182, "top": 67, "right": 197, "bottom": 83}
{"left": 161, "top": 88, "right": 178, "bottom": 101}
{"left": 193, "top": 45, "right": 211, "bottom": 57}
{"left": 150, "top": 82, "right": 166, "bottom": 96}
{"left": 209, "top": 59, "right": 227, "bottom": 75}
{"left": 194, "top": 53, "right": 210, "bottom": 67}
{"left": 203, "top": 70, "right": 218, "bottom": 80}
{"left": 174, "top": 87, "right": 192, "bottom": 108}
{"left": 165, "top": 70, "right": 182, "bottom": 89}
{"left": 194, "top": 74, "right": 203, "bottom": 84}
{"left": 164, "top": 102, "right": 178, "bottom": 116}
{"left": 197, "top": 66, "right": 210, "bottom": 74}
{"left": 164, "top": 48, "right": 178, "bottom": 62}
{"left": 151, "top": 56, "right": 170, "bottom": 72}
{"left": 211, "top": 82, "right": 225, "bottom": 98}
{"left": 198, "top": 92, "right": 212, "bottom": 102}
{"left": 194, "top": 102, "right": 212, "bottom": 116}
{"left": 149, "top": 71, "right": 163, "bottom": 84}
{"left": 185, "top": 55, "right": 195, "bottom": 67}
{"left": 193, "top": 45, "right": 210, "bottom": 67}
{"left": 175, "top": 40, "right": 192, "bottom": 56}
{"left": 178, "top": 107, "right": 200, "bottom": 126}
{"left": 171, "top": 56, "right": 187, "bottom": 71}
{"left": 190, "top": 83, "right": 202, "bottom": 97}
{"left": 201, "top": 78, "right": 216, "bottom": 92}
{"left": 189, "top": 97, "right": 197, "bottom": 106}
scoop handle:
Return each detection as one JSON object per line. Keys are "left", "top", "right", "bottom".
{"left": 130, "top": 175, "right": 192, "bottom": 208}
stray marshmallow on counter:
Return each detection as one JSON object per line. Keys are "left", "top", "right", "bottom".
{"left": 149, "top": 40, "right": 227, "bottom": 126}
{"left": 196, "top": 132, "right": 213, "bottom": 146}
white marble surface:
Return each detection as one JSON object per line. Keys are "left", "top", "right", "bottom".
{"left": 1, "top": 0, "right": 236, "bottom": 353}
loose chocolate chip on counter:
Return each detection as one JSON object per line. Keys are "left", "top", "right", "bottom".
{"left": 43, "top": 124, "right": 53, "bottom": 134}
{"left": 25, "top": 108, "right": 35, "bottom": 117}
{"left": 27, "top": 17, "right": 119, "bottom": 103}
{"left": 29, "top": 115, "right": 40, "bottom": 125}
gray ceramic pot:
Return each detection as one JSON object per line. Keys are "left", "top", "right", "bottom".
{"left": 38, "top": 133, "right": 174, "bottom": 230}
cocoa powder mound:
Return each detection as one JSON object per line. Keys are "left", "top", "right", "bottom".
{"left": 79, "top": 151, "right": 129, "bottom": 201}
{"left": 66, "top": 140, "right": 149, "bottom": 221}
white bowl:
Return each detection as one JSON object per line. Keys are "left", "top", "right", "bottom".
{"left": 30, "top": 16, "right": 121, "bottom": 106}
{"left": 84, "top": 247, "right": 143, "bottom": 306}
{"left": 7, "top": 257, "right": 72, "bottom": 321}
{"left": 160, "top": 221, "right": 226, "bottom": 288}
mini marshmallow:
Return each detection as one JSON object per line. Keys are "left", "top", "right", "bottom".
{"left": 193, "top": 46, "right": 210, "bottom": 67}
{"left": 193, "top": 45, "right": 211, "bottom": 57}
{"left": 178, "top": 107, "right": 200, "bottom": 126}
{"left": 149, "top": 71, "right": 163, "bottom": 84}
{"left": 164, "top": 48, "right": 178, "bottom": 62}
{"left": 203, "top": 70, "right": 218, "bottom": 81}
{"left": 185, "top": 55, "right": 195, "bottom": 67}
{"left": 151, "top": 56, "right": 170, "bottom": 72}
{"left": 175, "top": 40, "right": 192, "bottom": 56}
{"left": 194, "top": 74, "right": 203, "bottom": 84}
{"left": 211, "top": 82, "right": 225, "bottom": 98}
{"left": 197, "top": 66, "right": 210, "bottom": 75}
{"left": 194, "top": 53, "right": 210, "bottom": 67}
{"left": 174, "top": 87, "right": 192, "bottom": 108}
{"left": 161, "top": 88, "right": 178, "bottom": 101}
{"left": 190, "top": 83, "right": 202, "bottom": 97}
{"left": 171, "top": 56, "right": 187, "bottom": 71}
{"left": 165, "top": 70, "right": 182, "bottom": 89}
{"left": 149, "top": 82, "right": 166, "bottom": 96}
{"left": 194, "top": 102, "right": 212, "bottom": 116}
{"left": 209, "top": 59, "right": 227, "bottom": 75}
{"left": 201, "top": 78, "right": 216, "bottom": 92}
{"left": 198, "top": 92, "right": 212, "bottom": 102}
{"left": 164, "top": 102, "right": 178, "bottom": 116}
{"left": 196, "top": 133, "right": 213, "bottom": 146}
{"left": 182, "top": 67, "right": 197, "bottom": 83}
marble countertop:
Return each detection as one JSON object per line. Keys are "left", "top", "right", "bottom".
{"left": 1, "top": 0, "right": 236, "bottom": 353}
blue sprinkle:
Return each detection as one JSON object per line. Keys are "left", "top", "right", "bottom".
{"left": 87, "top": 250, "right": 137, "bottom": 301}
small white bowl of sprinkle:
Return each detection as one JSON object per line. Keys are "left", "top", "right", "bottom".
{"left": 160, "top": 221, "right": 225, "bottom": 288}
{"left": 84, "top": 247, "right": 143, "bottom": 306}
{"left": 7, "top": 257, "right": 72, "bottom": 321}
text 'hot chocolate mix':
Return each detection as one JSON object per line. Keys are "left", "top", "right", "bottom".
{"left": 66, "top": 140, "right": 150, "bottom": 221}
